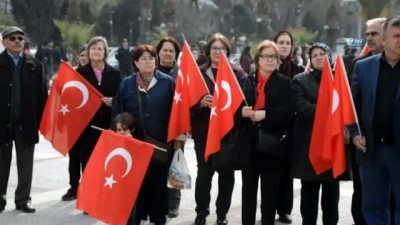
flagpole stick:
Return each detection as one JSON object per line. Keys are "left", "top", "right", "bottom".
{"left": 181, "top": 33, "right": 187, "bottom": 43}
{"left": 90, "top": 126, "right": 167, "bottom": 152}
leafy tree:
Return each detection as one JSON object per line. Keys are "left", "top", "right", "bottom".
{"left": 11, "top": 0, "right": 63, "bottom": 43}
{"left": 288, "top": 27, "right": 318, "bottom": 45}
{"left": 358, "top": 0, "right": 391, "bottom": 19}
{"left": 232, "top": 4, "right": 256, "bottom": 36}
{"left": 113, "top": 0, "right": 141, "bottom": 45}
{"left": 54, "top": 20, "right": 95, "bottom": 54}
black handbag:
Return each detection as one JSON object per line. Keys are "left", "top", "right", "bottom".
{"left": 136, "top": 85, "right": 170, "bottom": 162}
{"left": 257, "top": 127, "right": 289, "bottom": 159}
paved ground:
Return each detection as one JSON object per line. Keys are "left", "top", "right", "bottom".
{"left": 0, "top": 136, "right": 355, "bottom": 225}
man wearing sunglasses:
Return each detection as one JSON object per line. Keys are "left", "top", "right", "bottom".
{"left": 0, "top": 26, "right": 48, "bottom": 213}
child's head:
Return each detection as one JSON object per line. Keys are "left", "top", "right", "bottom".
{"left": 114, "top": 112, "right": 136, "bottom": 136}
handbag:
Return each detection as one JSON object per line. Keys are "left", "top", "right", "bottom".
{"left": 136, "top": 85, "right": 169, "bottom": 162}
{"left": 257, "top": 127, "right": 289, "bottom": 159}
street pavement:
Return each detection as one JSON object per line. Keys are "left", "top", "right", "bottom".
{"left": 0, "top": 136, "right": 355, "bottom": 225}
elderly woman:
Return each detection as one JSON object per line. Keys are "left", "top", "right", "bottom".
{"left": 291, "top": 42, "right": 340, "bottom": 225}
{"left": 112, "top": 44, "right": 175, "bottom": 225}
{"left": 190, "top": 33, "right": 246, "bottom": 225}
{"left": 62, "top": 37, "right": 121, "bottom": 201}
{"left": 240, "top": 40, "right": 295, "bottom": 225}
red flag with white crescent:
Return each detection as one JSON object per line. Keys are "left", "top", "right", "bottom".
{"left": 204, "top": 53, "right": 244, "bottom": 161}
{"left": 39, "top": 62, "right": 104, "bottom": 155}
{"left": 77, "top": 130, "right": 154, "bottom": 225}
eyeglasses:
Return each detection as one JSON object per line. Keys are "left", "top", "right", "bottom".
{"left": 311, "top": 52, "right": 326, "bottom": 59}
{"left": 8, "top": 36, "right": 24, "bottom": 42}
{"left": 259, "top": 54, "right": 278, "bottom": 61}
{"left": 210, "top": 46, "right": 226, "bottom": 52}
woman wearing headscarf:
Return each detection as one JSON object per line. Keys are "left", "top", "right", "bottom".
{"left": 239, "top": 40, "right": 295, "bottom": 225}
{"left": 291, "top": 42, "right": 340, "bottom": 225}
{"left": 272, "top": 30, "right": 305, "bottom": 224}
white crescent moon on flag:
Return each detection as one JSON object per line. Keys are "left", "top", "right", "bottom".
{"left": 61, "top": 81, "right": 89, "bottom": 109}
{"left": 331, "top": 89, "right": 339, "bottom": 114}
{"left": 104, "top": 148, "right": 132, "bottom": 178}
{"left": 214, "top": 83, "right": 219, "bottom": 100}
{"left": 177, "top": 70, "right": 184, "bottom": 86}
{"left": 221, "top": 80, "right": 232, "bottom": 111}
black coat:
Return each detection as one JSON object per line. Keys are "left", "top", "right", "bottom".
{"left": 74, "top": 63, "right": 121, "bottom": 150}
{"left": 239, "top": 71, "right": 295, "bottom": 166}
{"left": 291, "top": 70, "right": 337, "bottom": 181}
{"left": 0, "top": 50, "right": 48, "bottom": 145}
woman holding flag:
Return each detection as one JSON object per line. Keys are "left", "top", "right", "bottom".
{"left": 239, "top": 40, "right": 295, "bottom": 225}
{"left": 290, "top": 42, "right": 340, "bottom": 225}
{"left": 112, "top": 44, "right": 175, "bottom": 225}
{"left": 190, "top": 33, "right": 245, "bottom": 225}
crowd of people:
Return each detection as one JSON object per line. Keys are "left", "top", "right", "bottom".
{"left": 1, "top": 15, "right": 400, "bottom": 225}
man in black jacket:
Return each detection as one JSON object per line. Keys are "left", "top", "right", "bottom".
{"left": 116, "top": 38, "right": 133, "bottom": 77}
{"left": 0, "top": 26, "right": 48, "bottom": 213}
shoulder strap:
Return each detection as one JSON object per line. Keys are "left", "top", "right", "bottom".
{"left": 135, "top": 78, "right": 147, "bottom": 134}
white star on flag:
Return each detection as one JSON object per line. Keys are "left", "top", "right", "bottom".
{"left": 210, "top": 106, "right": 217, "bottom": 118}
{"left": 104, "top": 174, "right": 117, "bottom": 188}
{"left": 59, "top": 104, "right": 70, "bottom": 116}
{"left": 173, "top": 91, "right": 182, "bottom": 104}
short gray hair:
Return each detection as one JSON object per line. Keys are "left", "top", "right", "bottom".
{"left": 382, "top": 16, "right": 400, "bottom": 37}
{"left": 365, "top": 17, "right": 386, "bottom": 27}
{"left": 87, "top": 36, "right": 109, "bottom": 62}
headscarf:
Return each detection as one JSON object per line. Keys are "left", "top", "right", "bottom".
{"left": 308, "top": 42, "right": 335, "bottom": 70}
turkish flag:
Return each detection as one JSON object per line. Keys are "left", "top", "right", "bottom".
{"left": 204, "top": 53, "right": 244, "bottom": 161}
{"left": 360, "top": 43, "right": 371, "bottom": 56}
{"left": 309, "top": 56, "right": 334, "bottom": 174}
{"left": 167, "top": 42, "right": 209, "bottom": 141}
{"left": 322, "top": 55, "right": 358, "bottom": 177}
{"left": 77, "top": 130, "right": 154, "bottom": 225}
{"left": 39, "top": 62, "right": 103, "bottom": 156}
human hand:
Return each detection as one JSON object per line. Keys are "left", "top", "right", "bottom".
{"left": 200, "top": 94, "right": 213, "bottom": 108}
{"left": 250, "top": 110, "right": 266, "bottom": 122}
{"left": 352, "top": 135, "right": 367, "bottom": 152}
{"left": 242, "top": 106, "right": 255, "bottom": 118}
{"left": 102, "top": 97, "right": 113, "bottom": 107}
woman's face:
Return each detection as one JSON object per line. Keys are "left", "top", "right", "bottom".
{"left": 258, "top": 46, "right": 279, "bottom": 74}
{"left": 192, "top": 49, "right": 200, "bottom": 60}
{"left": 209, "top": 40, "right": 227, "bottom": 66}
{"left": 134, "top": 51, "right": 156, "bottom": 75}
{"left": 79, "top": 50, "right": 88, "bottom": 66}
{"left": 310, "top": 47, "right": 326, "bottom": 70}
{"left": 276, "top": 34, "right": 292, "bottom": 59}
{"left": 158, "top": 41, "right": 176, "bottom": 66}
{"left": 89, "top": 41, "right": 106, "bottom": 62}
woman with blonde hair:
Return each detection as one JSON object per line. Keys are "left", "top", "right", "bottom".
{"left": 240, "top": 40, "right": 295, "bottom": 225}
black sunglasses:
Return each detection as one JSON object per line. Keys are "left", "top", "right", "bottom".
{"left": 8, "top": 36, "right": 24, "bottom": 42}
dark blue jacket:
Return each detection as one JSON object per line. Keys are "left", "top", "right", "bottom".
{"left": 350, "top": 54, "right": 400, "bottom": 165}
{"left": 112, "top": 70, "right": 175, "bottom": 142}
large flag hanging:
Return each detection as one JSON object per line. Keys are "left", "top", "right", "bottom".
{"left": 204, "top": 53, "right": 244, "bottom": 161}
{"left": 39, "top": 62, "right": 103, "bottom": 155}
{"left": 322, "top": 55, "right": 358, "bottom": 177}
{"left": 77, "top": 130, "right": 154, "bottom": 225}
{"left": 309, "top": 56, "right": 334, "bottom": 174}
{"left": 167, "top": 42, "right": 209, "bottom": 142}
{"left": 360, "top": 42, "right": 371, "bottom": 56}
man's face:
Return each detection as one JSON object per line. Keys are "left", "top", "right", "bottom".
{"left": 2, "top": 34, "right": 24, "bottom": 56}
{"left": 122, "top": 41, "right": 128, "bottom": 48}
{"left": 383, "top": 25, "right": 400, "bottom": 58}
{"left": 366, "top": 23, "right": 384, "bottom": 54}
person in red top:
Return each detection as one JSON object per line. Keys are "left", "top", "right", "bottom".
{"left": 240, "top": 40, "right": 295, "bottom": 225}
